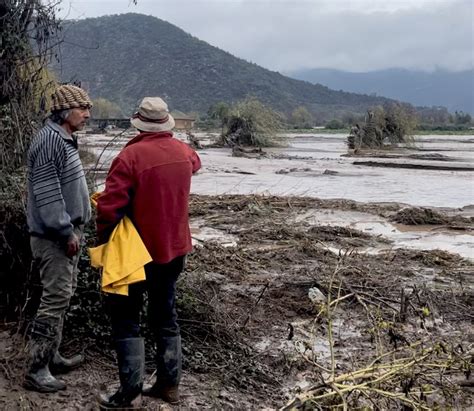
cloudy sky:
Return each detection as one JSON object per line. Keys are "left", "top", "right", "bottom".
{"left": 58, "top": 0, "right": 473, "bottom": 73}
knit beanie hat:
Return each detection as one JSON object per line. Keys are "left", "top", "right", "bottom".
{"left": 50, "top": 84, "right": 93, "bottom": 112}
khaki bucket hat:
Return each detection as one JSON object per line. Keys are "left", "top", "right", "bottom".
{"left": 130, "top": 97, "right": 175, "bottom": 132}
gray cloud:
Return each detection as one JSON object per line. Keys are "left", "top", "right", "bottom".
{"left": 60, "top": 0, "right": 473, "bottom": 72}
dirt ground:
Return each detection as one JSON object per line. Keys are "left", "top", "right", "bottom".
{"left": 0, "top": 194, "right": 473, "bottom": 410}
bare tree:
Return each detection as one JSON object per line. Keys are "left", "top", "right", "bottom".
{"left": 0, "top": 0, "right": 62, "bottom": 173}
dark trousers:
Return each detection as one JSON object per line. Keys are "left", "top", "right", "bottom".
{"left": 105, "top": 256, "right": 185, "bottom": 340}
{"left": 106, "top": 256, "right": 185, "bottom": 385}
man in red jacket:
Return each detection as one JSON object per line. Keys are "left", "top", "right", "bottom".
{"left": 96, "top": 97, "right": 201, "bottom": 408}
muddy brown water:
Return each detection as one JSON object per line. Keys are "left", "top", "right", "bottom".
{"left": 82, "top": 131, "right": 474, "bottom": 209}
{"left": 84, "top": 131, "right": 474, "bottom": 261}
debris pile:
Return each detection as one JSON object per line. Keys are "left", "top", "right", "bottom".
{"left": 391, "top": 207, "right": 448, "bottom": 225}
{"left": 0, "top": 194, "right": 472, "bottom": 409}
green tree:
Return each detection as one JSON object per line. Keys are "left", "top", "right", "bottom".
{"left": 454, "top": 111, "right": 472, "bottom": 125}
{"left": 91, "top": 98, "right": 123, "bottom": 118}
{"left": 290, "top": 106, "right": 313, "bottom": 129}
{"left": 417, "top": 106, "right": 450, "bottom": 126}
{"left": 208, "top": 101, "right": 230, "bottom": 121}
{"left": 207, "top": 101, "right": 230, "bottom": 132}
{"left": 325, "top": 119, "right": 345, "bottom": 130}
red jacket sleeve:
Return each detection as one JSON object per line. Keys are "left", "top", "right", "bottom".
{"left": 190, "top": 149, "right": 201, "bottom": 174}
{"left": 96, "top": 157, "right": 134, "bottom": 243}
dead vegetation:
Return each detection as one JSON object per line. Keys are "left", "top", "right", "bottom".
{"left": 182, "top": 195, "right": 473, "bottom": 408}
{"left": 0, "top": 1, "right": 61, "bottom": 172}
{"left": 280, "top": 272, "right": 469, "bottom": 409}
{"left": 0, "top": 194, "right": 472, "bottom": 409}
{"left": 391, "top": 206, "right": 473, "bottom": 227}
{"left": 391, "top": 207, "right": 449, "bottom": 225}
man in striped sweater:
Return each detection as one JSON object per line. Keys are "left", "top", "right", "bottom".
{"left": 24, "top": 84, "right": 92, "bottom": 393}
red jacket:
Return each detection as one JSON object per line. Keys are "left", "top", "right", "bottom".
{"left": 96, "top": 131, "right": 201, "bottom": 263}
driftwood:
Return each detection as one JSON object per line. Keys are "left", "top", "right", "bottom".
{"left": 232, "top": 146, "right": 266, "bottom": 158}
{"left": 186, "top": 131, "right": 202, "bottom": 149}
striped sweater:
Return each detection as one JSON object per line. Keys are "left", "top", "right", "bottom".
{"left": 27, "top": 119, "right": 91, "bottom": 240}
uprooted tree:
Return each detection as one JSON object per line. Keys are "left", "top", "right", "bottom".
{"left": 347, "top": 103, "right": 418, "bottom": 150}
{"left": 219, "top": 97, "right": 283, "bottom": 147}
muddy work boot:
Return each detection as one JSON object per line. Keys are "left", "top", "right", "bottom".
{"left": 143, "top": 383, "right": 180, "bottom": 405}
{"left": 142, "top": 335, "right": 182, "bottom": 404}
{"left": 50, "top": 312, "right": 84, "bottom": 375}
{"left": 98, "top": 338, "right": 145, "bottom": 409}
{"left": 49, "top": 351, "right": 84, "bottom": 375}
{"left": 23, "top": 320, "right": 66, "bottom": 393}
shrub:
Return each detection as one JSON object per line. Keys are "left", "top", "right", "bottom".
{"left": 325, "top": 119, "right": 345, "bottom": 130}
{"left": 0, "top": 174, "right": 31, "bottom": 322}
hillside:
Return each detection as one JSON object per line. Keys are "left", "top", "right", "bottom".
{"left": 286, "top": 68, "right": 474, "bottom": 115}
{"left": 55, "top": 13, "right": 393, "bottom": 118}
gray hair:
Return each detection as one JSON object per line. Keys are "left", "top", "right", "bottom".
{"left": 49, "top": 109, "right": 72, "bottom": 125}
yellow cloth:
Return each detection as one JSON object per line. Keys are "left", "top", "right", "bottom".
{"left": 89, "top": 215, "right": 152, "bottom": 296}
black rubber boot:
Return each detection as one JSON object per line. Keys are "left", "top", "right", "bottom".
{"left": 98, "top": 338, "right": 145, "bottom": 409}
{"left": 142, "top": 335, "right": 182, "bottom": 404}
{"left": 23, "top": 320, "right": 66, "bottom": 393}
{"left": 50, "top": 352, "right": 84, "bottom": 375}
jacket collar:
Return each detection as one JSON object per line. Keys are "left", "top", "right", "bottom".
{"left": 126, "top": 131, "right": 173, "bottom": 147}
{"left": 45, "top": 118, "right": 78, "bottom": 148}
{"left": 45, "top": 118, "right": 74, "bottom": 141}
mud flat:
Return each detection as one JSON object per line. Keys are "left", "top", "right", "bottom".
{"left": 352, "top": 160, "right": 474, "bottom": 171}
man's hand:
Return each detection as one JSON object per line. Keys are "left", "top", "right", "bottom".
{"left": 66, "top": 233, "right": 80, "bottom": 257}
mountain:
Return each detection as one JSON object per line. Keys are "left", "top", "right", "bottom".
{"left": 55, "top": 13, "right": 394, "bottom": 119}
{"left": 285, "top": 68, "right": 474, "bottom": 115}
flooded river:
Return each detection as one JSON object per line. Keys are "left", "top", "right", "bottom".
{"left": 190, "top": 133, "right": 474, "bottom": 209}
{"left": 83, "top": 131, "right": 474, "bottom": 260}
